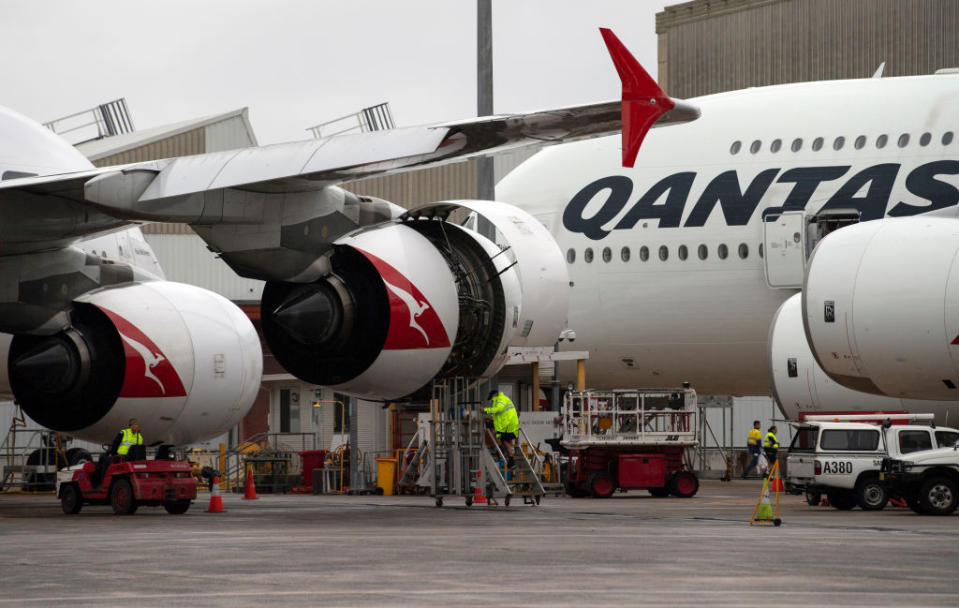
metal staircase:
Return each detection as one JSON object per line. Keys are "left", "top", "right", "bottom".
{"left": 417, "top": 378, "right": 544, "bottom": 507}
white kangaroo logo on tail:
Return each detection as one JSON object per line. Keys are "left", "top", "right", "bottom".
{"left": 384, "top": 280, "right": 431, "bottom": 345}
{"left": 121, "top": 334, "right": 167, "bottom": 394}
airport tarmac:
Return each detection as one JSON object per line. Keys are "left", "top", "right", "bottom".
{"left": 1, "top": 479, "right": 957, "bottom": 607}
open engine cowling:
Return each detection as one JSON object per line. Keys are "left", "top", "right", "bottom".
{"left": 769, "top": 292, "right": 959, "bottom": 423}
{"left": 804, "top": 216, "right": 959, "bottom": 400}
{"left": 261, "top": 200, "right": 569, "bottom": 401}
{"left": 5, "top": 281, "right": 262, "bottom": 445}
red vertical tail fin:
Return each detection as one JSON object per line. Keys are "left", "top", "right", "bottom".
{"left": 599, "top": 28, "right": 674, "bottom": 168}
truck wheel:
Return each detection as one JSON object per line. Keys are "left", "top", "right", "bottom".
{"left": 668, "top": 471, "right": 699, "bottom": 498}
{"left": 918, "top": 477, "right": 959, "bottom": 516}
{"left": 906, "top": 496, "right": 925, "bottom": 514}
{"left": 588, "top": 472, "right": 615, "bottom": 498}
{"left": 805, "top": 490, "right": 821, "bottom": 506}
{"left": 163, "top": 500, "right": 191, "bottom": 515}
{"left": 648, "top": 487, "right": 669, "bottom": 497}
{"left": 826, "top": 489, "right": 856, "bottom": 510}
{"left": 855, "top": 478, "right": 888, "bottom": 511}
{"left": 60, "top": 483, "right": 82, "bottom": 515}
{"left": 110, "top": 478, "right": 137, "bottom": 515}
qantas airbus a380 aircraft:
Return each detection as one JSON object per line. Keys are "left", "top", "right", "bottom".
{"left": 0, "top": 28, "right": 956, "bottom": 447}
{"left": 500, "top": 31, "right": 959, "bottom": 423}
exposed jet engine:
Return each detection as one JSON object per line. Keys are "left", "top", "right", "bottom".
{"left": 768, "top": 292, "right": 958, "bottom": 424}
{"left": 261, "top": 200, "right": 569, "bottom": 400}
{"left": 3, "top": 281, "right": 262, "bottom": 445}
{"left": 801, "top": 216, "right": 959, "bottom": 401}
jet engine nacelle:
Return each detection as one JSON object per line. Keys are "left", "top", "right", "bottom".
{"left": 769, "top": 292, "right": 958, "bottom": 424}
{"left": 804, "top": 216, "right": 959, "bottom": 400}
{"left": 261, "top": 200, "right": 569, "bottom": 400}
{"left": 5, "top": 281, "right": 262, "bottom": 445}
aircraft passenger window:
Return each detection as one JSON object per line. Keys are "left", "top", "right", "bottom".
{"left": 621, "top": 247, "right": 630, "bottom": 262}
{"left": 602, "top": 247, "right": 612, "bottom": 263}
{"left": 943, "top": 131, "right": 954, "bottom": 145}
{"left": 920, "top": 132, "right": 932, "bottom": 146}
{"left": 640, "top": 246, "right": 649, "bottom": 262}
{"left": 678, "top": 245, "right": 688, "bottom": 260}
{"left": 584, "top": 248, "right": 594, "bottom": 263}
{"left": 791, "top": 138, "right": 802, "bottom": 152}
{"left": 738, "top": 243, "right": 749, "bottom": 259}
{"left": 876, "top": 134, "right": 888, "bottom": 148}
{"left": 898, "top": 133, "right": 910, "bottom": 148}
{"left": 718, "top": 244, "right": 728, "bottom": 259}
{"left": 698, "top": 244, "right": 708, "bottom": 260}
{"left": 749, "top": 140, "right": 761, "bottom": 154}
{"left": 770, "top": 139, "right": 782, "bottom": 153}
{"left": 730, "top": 141, "right": 742, "bottom": 154}
{"left": 854, "top": 135, "right": 866, "bottom": 149}
{"left": 658, "top": 246, "right": 669, "bottom": 261}
{"left": 833, "top": 136, "right": 845, "bottom": 150}
{"left": 759, "top": 243, "right": 764, "bottom": 258}
{"left": 566, "top": 248, "right": 576, "bottom": 264}
{"left": 812, "top": 137, "right": 824, "bottom": 151}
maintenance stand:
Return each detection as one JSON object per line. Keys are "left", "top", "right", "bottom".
{"left": 562, "top": 388, "right": 700, "bottom": 498}
{"left": 417, "top": 377, "right": 544, "bottom": 507}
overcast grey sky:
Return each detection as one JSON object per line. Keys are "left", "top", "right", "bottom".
{"left": 0, "top": 1, "right": 669, "bottom": 145}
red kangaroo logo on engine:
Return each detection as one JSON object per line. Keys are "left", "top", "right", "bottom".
{"left": 356, "top": 249, "right": 451, "bottom": 350}
{"left": 98, "top": 307, "right": 188, "bottom": 398}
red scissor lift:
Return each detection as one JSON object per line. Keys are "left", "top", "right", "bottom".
{"left": 562, "top": 389, "right": 699, "bottom": 498}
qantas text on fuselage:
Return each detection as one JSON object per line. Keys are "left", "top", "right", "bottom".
{"left": 564, "top": 160, "right": 959, "bottom": 239}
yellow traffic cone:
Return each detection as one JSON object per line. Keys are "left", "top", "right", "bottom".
{"left": 750, "top": 461, "right": 782, "bottom": 526}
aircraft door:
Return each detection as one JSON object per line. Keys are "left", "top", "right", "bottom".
{"left": 763, "top": 210, "right": 806, "bottom": 289}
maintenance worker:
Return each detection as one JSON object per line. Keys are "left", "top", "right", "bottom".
{"left": 741, "top": 420, "right": 762, "bottom": 478}
{"left": 109, "top": 418, "right": 144, "bottom": 461}
{"left": 764, "top": 425, "right": 780, "bottom": 465}
{"left": 484, "top": 390, "right": 519, "bottom": 467}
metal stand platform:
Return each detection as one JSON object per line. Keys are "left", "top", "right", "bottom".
{"left": 417, "top": 378, "right": 544, "bottom": 507}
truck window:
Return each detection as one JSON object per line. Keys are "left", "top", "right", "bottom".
{"left": 789, "top": 427, "right": 818, "bottom": 452}
{"left": 935, "top": 430, "right": 959, "bottom": 447}
{"left": 898, "top": 430, "right": 933, "bottom": 453}
{"left": 819, "top": 429, "right": 879, "bottom": 451}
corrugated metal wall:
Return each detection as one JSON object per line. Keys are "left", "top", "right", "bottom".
{"left": 657, "top": 0, "right": 959, "bottom": 97}
{"left": 343, "top": 160, "right": 478, "bottom": 210}
{"left": 92, "top": 127, "right": 206, "bottom": 167}
{"left": 144, "top": 234, "right": 263, "bottom": 301}
{"left": 205, "top": 115, "right": 256, "bottom": 151}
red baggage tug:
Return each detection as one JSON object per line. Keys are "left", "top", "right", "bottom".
{"left": 562, "top": 388, "right": 700, "bottom": 498}
{"left": 57, "top": 458, "right": 197, "bottom": 515}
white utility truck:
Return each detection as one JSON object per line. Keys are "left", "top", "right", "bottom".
{"left": 881, "top": 444, "right": 959, "bottom": 515}
{"left": 786, "top": 414, "right": 959, "bottom": 511}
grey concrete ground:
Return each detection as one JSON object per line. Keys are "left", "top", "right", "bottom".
{"left": 1, "top": 480, "right": 957, "bottom": 607}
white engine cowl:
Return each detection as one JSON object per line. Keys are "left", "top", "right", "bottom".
{"left": 261, "top": 200, "right": 569, "bottom": 401}
{"left": 7, "top": 281, "right": 262, "bottom": 445}
{"left": 770, "top": 292, "right": 959, "bottom": 424}
{"left": 804, "top": 216, "right": 959, "bottom": 400}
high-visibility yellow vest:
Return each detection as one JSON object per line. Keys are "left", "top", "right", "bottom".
{"left": 747, "top": 428, "right": 762, "bottom": 446}
{"left": 764, "top": 432, "right": 779, "bottom": 449}
{"left": 117, "top": 427, "right": 143, "bottom": 456}
{"left": 484, "top": 393, "right": 519, "bottom": 434}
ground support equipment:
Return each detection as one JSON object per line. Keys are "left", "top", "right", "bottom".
{"left": 562, "top": 388, "right": 700, "bottom": 498}
{"left": 418, "top": 378, "right": 544, "bottom": 507}
{"left": 57, "top": 458, "right": 197, "bottom": 515}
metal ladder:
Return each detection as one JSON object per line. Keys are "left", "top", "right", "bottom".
{"left": 418, "top": 378, "right": 545, "bottom": 507}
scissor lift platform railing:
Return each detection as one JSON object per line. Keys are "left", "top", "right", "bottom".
{"left": 562, "top": 389, "right": 698, "bottom": 449}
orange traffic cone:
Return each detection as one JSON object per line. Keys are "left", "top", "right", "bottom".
{"left": 244, "top": 467, "right": 258, "bottom": 500}
{"left": 473, "top": 470, "right": 486, "bottom": 504}
{"left": 206, "top": 477, "right": 226, "bottom": 513}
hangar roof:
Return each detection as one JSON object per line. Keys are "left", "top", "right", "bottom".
{"left": 76, "top": 107, "right": 257, "bottom": 161}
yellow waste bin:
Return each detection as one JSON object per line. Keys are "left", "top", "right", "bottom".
{"left": 375, "top": 457, "right": 398, "bottom": 496}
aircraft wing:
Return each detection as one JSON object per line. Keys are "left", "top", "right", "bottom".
{"left": 0, "top": 96, "right": 697, "bottom": 207}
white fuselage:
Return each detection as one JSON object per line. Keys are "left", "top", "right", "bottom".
{"left": 498, "top": 73, "right": 959, "bottom": 395}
